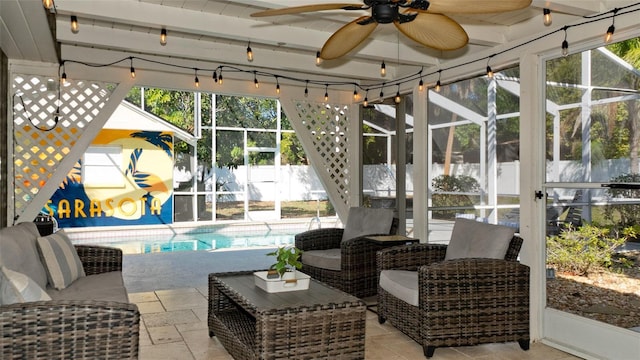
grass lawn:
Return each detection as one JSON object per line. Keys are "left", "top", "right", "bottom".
{"left": 215, "top": 200, "right": 335, "bottom": 220}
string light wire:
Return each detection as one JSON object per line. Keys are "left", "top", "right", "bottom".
{"left": 56, "top": 3, "right": 640, "bottom": 102}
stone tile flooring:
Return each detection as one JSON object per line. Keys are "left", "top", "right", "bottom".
{"left": 130, "top": 287, "right": 583, "bottom": 360}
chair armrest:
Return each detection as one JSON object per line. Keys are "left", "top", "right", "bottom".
{"left": 0, "top": 300, "right": 140, "bottom": 359}
{"left": 377, "top": 243, "right": 448, "bottom": 272}
{"left": 74, "top": 245, "right": 123, "bottom": 275}
{"left": 419, "top": 258, "right": 530, "bottom": 311}
{"left": 295, "top": 228, "right": 344, "bottom": 251}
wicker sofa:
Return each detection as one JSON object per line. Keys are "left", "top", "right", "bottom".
{"left": 377, "top": 219, "right": 530, "bottom": 358}
{"left": 296, "top": 207, "right": 399, "bottom": 299}
{"left": 0, "top": 222, "right": 140, "bottom": 359}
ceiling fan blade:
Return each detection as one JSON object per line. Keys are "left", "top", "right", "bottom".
{"left": 425, "top": 0, "right": 531, "bottom": 14}
{"left": 320, "top": 16, "right": 378, "bottom": 60}
{"left": 394, "top": 12, "right": 468, "bottom": 51}
{"left": 251, "top": 3, "right": 364, "bottom": 17}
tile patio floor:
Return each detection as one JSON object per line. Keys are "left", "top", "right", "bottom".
{"left": 130, "top": 287, "right": 583, "bottom": 360}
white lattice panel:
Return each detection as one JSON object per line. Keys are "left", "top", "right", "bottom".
{"left": 12, "top": 74, "right": 113, "bottom": 216}
{"left": 295, "top": 102, "right": 351, "bottom": 210}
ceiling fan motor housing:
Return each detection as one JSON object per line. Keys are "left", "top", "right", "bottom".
{"left": 371, "top": 3, "right": 398, "bottom": 23}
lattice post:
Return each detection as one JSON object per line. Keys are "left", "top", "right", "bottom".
{"left": 11, "top": 73, "right": 133, "bottom": 224}
{"left": 280, "top": 98, "right": 359, "bottom": 221}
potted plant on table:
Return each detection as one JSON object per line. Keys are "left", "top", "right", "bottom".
{"left": 266, "top": 245, "right": 303, "bottom": 280}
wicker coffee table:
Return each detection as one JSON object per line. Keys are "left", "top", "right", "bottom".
{"left": 208, "top": 271, "right": 366, "bottom": 359}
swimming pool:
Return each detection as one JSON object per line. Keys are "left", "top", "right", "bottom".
{"left": 96, "top": 230, "right": 299, "bottom": 254}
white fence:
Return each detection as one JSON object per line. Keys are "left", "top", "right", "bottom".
{"left": 176, "top": 159, "right": 635, "bottom": 202}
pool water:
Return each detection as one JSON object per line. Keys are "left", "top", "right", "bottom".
{"left": 100, "top": 231, "right": 298, "bottom": 254}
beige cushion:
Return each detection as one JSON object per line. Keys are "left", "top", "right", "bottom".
{"left": 444, "top": 218, "right": 516, "bottom": 260}
{"left": 341, "top": 207, "right": 394, "bottom": 243}
{"left": 46, "top": 271, "right": 129, "bottom": 303}
{"left": 0, "top": 222, "right": 49, "bottom": 289}
{"left": 0, "top": 266, "right": 51, "bottom": 305}
{"left": 379, "top": 270, "right": 418, "bottom": 306}
{"left": 301, "top": 248, "right": 341, "bottom": 271}
{"left": 37, "top": 230, "right": 86, "bottom": 290}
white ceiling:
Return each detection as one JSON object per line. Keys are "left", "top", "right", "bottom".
{"left": 1, "top": 0, "right": 638, "bottom": 85}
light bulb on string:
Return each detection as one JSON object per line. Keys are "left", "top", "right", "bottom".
{"left": 418, "top": 78, "right": 424, "bottom": 92}
{"left": 435, "top": 70, "right": 442, "bottom": 92}
{"left": 160, "top": 29, "right": 167, "bottom": 46}
{"left": 380, "top": 83, "right": 385, "bottom": 98}
{"left": 543, "top": 8, "right": 552, "bottom": 26}
{"left": 254, "top": 71, "right": 259, "bottom": 89}
{"left": 394, "top": 85, "right": 401, "bottom": 104}
{"left": 70, "top": 15, "right": 79, "bottom": 34}
{"left": 276, "top": 77, "right": 281, "bottom": 95}
{"left": 304, "top": 81, "right": 309, "bottom": 98}
{"left": 363, "top": 90, "right": 369, "bottom": 107}
{"left": 605, "top": 9, "right": 618, "bottom": 44}
{"left": 353, "top": 86, "right": 359, "bottom": 101}
{"left": 247, "top": 42, "right": 253, "bottom": 62}
{"left": 605, "top": 24, "right": 615, "bottom": 43}
{"left": 561, "top": 27, "right": 569, "bottom": 57}
{"left": 316, "top": 51, "right": 322, "bottom": 66}
{"left": 218, "top": 71, "right": 223, "bottom": 85}
{"left": 212, "top": 70, "right": 218, "bottom": 84}
{"left": 60, "top": 63, "right": 67, "bottom": 85}
{"left": 194, "top": 69, "right": 200, "bottom": 88}
{"left": 324, "top": 85, "right": 329, "bottom": 102}
{"left": 380, "top": 60, "right": 386, "bottom": 77}
{"left": 43, "top": 0, "right": 54, "bottom": 10}
{"left": 130, "top": 58, "right": 136, "bottom": 78}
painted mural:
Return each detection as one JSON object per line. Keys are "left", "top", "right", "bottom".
{"left": 45, "top": 130, "right": 174, "bottom": 227}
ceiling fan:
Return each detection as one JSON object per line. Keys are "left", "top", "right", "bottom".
{"left": 252, "top": 0, "right": 532, "bottom": 60}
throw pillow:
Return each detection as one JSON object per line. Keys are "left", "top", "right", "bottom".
{"left": 341, "top": 207, "right": 394, "bottom": 243}
{"left": 444, "top": 218, "right": 516, "bottom": 260}
{"left": 37, "top": 231, "right": 86, "bottom": 290}
{"left": 0, "top": 266, "right": 51, "bottom": 305}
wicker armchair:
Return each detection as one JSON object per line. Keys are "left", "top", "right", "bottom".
{"left": 377, "top": 236, "right": 529, "bottom": 358}
{"left": 0, "top": 245, "right": 140, "bottom": 359}
{"left": 295, "top": 217, "right": 399, "bottom": 298}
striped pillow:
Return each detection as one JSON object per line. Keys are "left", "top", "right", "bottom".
{"left": 0, "top": 266, "right": 51, "bottom": 305}
{"left": 36, "top": 231, "right": 86, "bottom": 290}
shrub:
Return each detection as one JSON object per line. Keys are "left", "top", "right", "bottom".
{"left": 546, "top": 224, "right": 629, "bottom": 276}
{"left": 431, "top": 174, "right": 480, "bottom": 219}
{"left": 603, "top": 173, "right": 640, "bottom": 229}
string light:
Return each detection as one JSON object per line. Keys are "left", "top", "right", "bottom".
{"left": 247, "top": 41, "right": 254, "bottom": 62}
{"left": 275, "top": 77, "right": 281, "bottom": 94}
{"left": 561, "top": 27, "right": 569, "bottom": 57}
{"left": 194, "top": 69, "right": 200, "bottom": 88}
{"left": 418, "top": 77, "right": 424, "bottom": 92}
{"left": 353, "top": 86, "right": 359, "bottom": 101}
{"left": 316, "top": 51, "right": 322, "bottom": 66}
{"left": 380, "top": 60, "right": 386, "bottom": 77}
{"left": 160, "top": 29, "right": 167, "bottom": 46}
{"left": 324, "top": 84, "right": 329, "bottom": 102}
{"left": 130, "top": 57, "right": 136, "bottom": 78}
{"left": 42, "top": 0, "right": 54, "bottom": 10}
{"left": 70, "top": 15, "right": 79, "bottom": 34}
{"left": 253, "top": 71, "right": 259, "bottom": 88}
{"left": 605, "top": 10, "right": 617, "bottom": 43}
{"left": 543, "top": 8, "right": 552, "bottom": 26}
{"left": 57, "top": 3, "right": 639, "bottom": 108}
{"left": 394, "top": 85, "right": 401, "bottom": 104}
{"left": 363, "top": 90, "right": 369, "bottom": 107}
{"left": 60, "top": 63, "right": 67, "bottom": 84}
{"left": 486, "top": 57, "right": 494, "bottom": 78}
